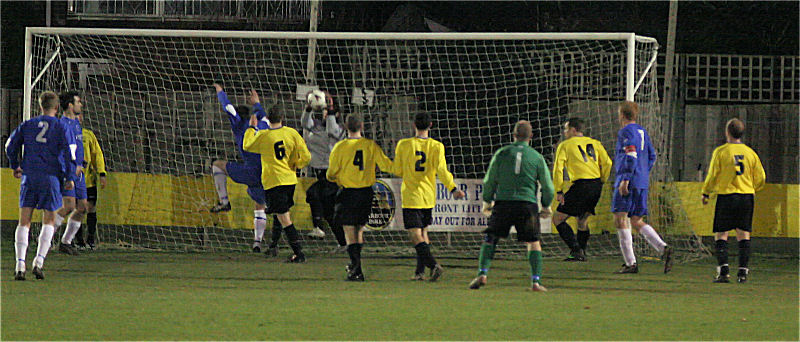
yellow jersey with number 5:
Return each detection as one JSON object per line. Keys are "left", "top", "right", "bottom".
{"left": 392, "top": 137, "right": 457, "bottom": 209}
{"left": 702, "top": 143, "right": 765, "bottom": 195}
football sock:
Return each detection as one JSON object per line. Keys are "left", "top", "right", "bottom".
{"left": 331, "top": 224, "right": 347, "bottom": 247}
{"left": 528, "top": 250, "right": 543, "bottom": 284}
{"left": 738, "top": 239, "right": 751, "bottom": 269}
{"left": 577, "top": 229, "right": 590, "bottom": 252}
{"left": 211, "top": 165, "right": 229, "bottom": 205}
{"left": 15, "top": 225, "right": 29, "bottom": 272}
{"left": 54, "top": 212, "right": 65, "bottom": 228}
{"left": 618, "top": 228, "right": 636, "bottom": 266}
{"left": 414, "top": 253, "right": 425, "bottom": 275}
{"left": 347, "top": 244, "right": 359, "bottom": 271}
{"left": 414, "top": 242, "right": 437, "bottom": 269}
{"left": 639, "top": 224, "right": 666, "bottom": 254}
{"left": 354, "top": 243, "right": 363, "bottom": 273}
{"left": 268, "top": 216, "right": 282, "bottom": 248}
{"left": 253, "top": 210, "right": 267, "bottom": 242}
{"left": 283, "top": 224, "right": 303, "bottom": 256}
{"left": 715, "top": 239, "right": 729, "bottom": 266}
{"left": 87, "top": 212, "right": 98, "bottom": 245}
{"left": 74, "top": 224, "right": 85, "bottom": 245}
{"left": 556, "top": 222, "right": 580, "bottom": 252}
{"left": 477, "top": 242, "right": 495, "bottom": 276}
{"left": 34, "top": 224, "right": 55, "bottom": 268}
{"left": 61, "top": 218, "right": 81, "bottom": 244}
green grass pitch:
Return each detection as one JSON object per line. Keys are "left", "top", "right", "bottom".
{"left": 2, "top": 246, "right": 797, "bottom": 340}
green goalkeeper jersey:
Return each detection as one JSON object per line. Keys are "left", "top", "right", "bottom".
{"left": 482, "top": 141, "right": 554, "bottom": 206}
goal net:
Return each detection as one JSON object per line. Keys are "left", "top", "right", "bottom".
{"left": 25, "top": 28, "right": 708, "bottom": 261}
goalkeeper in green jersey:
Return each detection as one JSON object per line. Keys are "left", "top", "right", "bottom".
{"left": 469, "top": 120, "right": 555, "bottom": 292}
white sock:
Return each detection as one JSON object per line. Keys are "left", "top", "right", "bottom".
{"left": 618, "top": 228, "right": 636, "bottom": 266}
{"left": 15, "top": 225, "right": 29, "bottom": 272}
{"left": 254, "top": 210, "right": 267, "bottom": 242}
{"left": 62, "top": 218, "right": 81, "bottom": 244}
{"left": 34, "top": 224, "right": 55, "bottom": 268}
{"left": 54, "top": 213, "right": 65, "bottom": 228}
{"left": 639, "top": 224, "right": 667, "bottom": 254}
{"left": 212, "top": 165, "right": 229, "bottom": 205}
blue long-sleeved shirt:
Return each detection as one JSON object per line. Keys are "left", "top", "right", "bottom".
{"left": 5, "top": 115, "right": 77, "bottom": 181}
{"left": 60, "top": 115, "right": 84, "bottom": 168}
{"left": 216, "top": 90, "right": 270, "bottom": 166}
{"left": 614, "top": 123, "right": 656, "bottom": 189}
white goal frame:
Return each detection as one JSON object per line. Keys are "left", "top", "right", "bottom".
{"left": 23, "top": 27, "right": 658, "bottom": 120}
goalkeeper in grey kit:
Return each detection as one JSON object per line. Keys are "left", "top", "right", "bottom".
{"left": 301, "top": 91, "right": 348, "bottom": 248}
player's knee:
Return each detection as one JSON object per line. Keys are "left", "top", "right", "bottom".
{"left": 211, "top": 160, "right": 227, "bottom": 171}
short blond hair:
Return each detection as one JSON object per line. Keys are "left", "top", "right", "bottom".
{"left": 618, "top": 101, "right": 639, "bottom": 121}
{"left": 39, "top": 91, "right": 59, "bottom": 111}
{"left": 514, "top": 120, "right": 532, "bottom": 140}
{"left": 726, "top": 118, "right": 745, "bottom": 139}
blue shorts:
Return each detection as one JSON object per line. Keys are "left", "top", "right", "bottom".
{"left": 62, "top": 173, "right": 88, "bottom": 200}
{"left": 612, "top": 187, "right": 648, "bottom": 217}
{"left": 20, "top": 174, "right": 63, "bottom": 211}
{"left": 226, "top": 162, "right": 265, "bottom": 205}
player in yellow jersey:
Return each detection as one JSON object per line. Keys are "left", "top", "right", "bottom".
{"left": 702, "top": 118, "right": 765, "bottom": 283}
{"left": 551, "top": 118, "right": 612, "bottom": 261}
{"left": 74, "top": 112, "right": 107, "bottom": 250}
{"left": 243, "top": 107, "right": 311, "bottom": 263}
{"left": 392, "top": 112, "right": 465, "bottom": 281}
{"left": 327, "top": 115, "right": 393, "bottom": 281}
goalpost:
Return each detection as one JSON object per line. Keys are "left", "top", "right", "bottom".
{"left": 24, "top": 28, "right": 708, "bottom": 261}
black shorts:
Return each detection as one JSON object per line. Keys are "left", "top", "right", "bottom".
{"left": 713, "top": 193, "right": 754, "bottom": 232}
{"left": 484, "top": 201, "right": 541, "bottom": 242}
{"left": 264, "top": 185, "right": 296, "bottom": 214}
{"left": 403, "top": 208, "right": 433, "bottom": 229}
{"left": 86, "top": 186, "right": 98, "bottom": 205}
{"left": 334, "top": 187, "right": 374, "bottom": 226}
{"left": 556, "top": 178, "right": 603, "bottom": 217}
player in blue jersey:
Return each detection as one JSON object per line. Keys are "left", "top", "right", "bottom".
{"left": 612, "top": 101, "right": 673, "bottom": 274}
{"left": 6, "top": 91, "right": 79, "bottom": 280}
{"left": 207, "top": 84, "right": 277, "bottom": 253}
{"left": 54, "top": 91, "right": 87, "bottom": 256}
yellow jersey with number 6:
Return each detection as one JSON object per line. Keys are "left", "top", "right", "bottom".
{"left": 243, "top": 126, "right": 311, "bottom": 190}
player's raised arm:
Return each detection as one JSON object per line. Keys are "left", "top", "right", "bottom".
{"left": 552, "top": 143, "right": 567, "bottom": 193}
{"left": 248, "top": 90, "right": 269, "bottom": 123}
{"left": 214, "top": 84, "right": 241, "bottom": 119}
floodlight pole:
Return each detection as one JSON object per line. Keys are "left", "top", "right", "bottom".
{"left": 305, "top": 0, "right": 320, "bottom": 84}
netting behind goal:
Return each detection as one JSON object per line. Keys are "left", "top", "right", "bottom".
{"left": 26, "top": 29, "right": 708, "bottom": 261}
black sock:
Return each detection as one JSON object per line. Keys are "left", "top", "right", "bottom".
{"left": 74, "top": 225, "right": 85, "bottom": 245}
{"left": 738, "top": 239, "right": 751, "bottom": 269}
{"left": 347, "top": 244, "right": 359, "bottom": 270}
{"left": 355, "top": 243, "right": 363, "bottom": 273}
{"left": 577, "top": 229, "right": 590, "bottom": 252}
{"left": 87, "top": 212, "right": 98, "bottom": 245}
{"left": 715, "top": 239, "right": 729, "bottom": 266}
{"left": 268, "top": 216, "right": 282, "bottom": 248}
{"left": 331, "top": 224, "right": 347, "bottom": 247}
{"left": 414, "top": 242, "right": 437, "bottom": 269}
{"left": 556, "top": 222, "right": 580, "bottom": 252}
{"left": 283, "top": 224, "right": 304, "bottom": 257}
{"left": 414, "top": 254, "right": 425, "bottom": 275}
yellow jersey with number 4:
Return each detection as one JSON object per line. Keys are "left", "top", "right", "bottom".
{"left": 392, "top": 137, "right": 457, "bottom": 209}
{"left": 552, "top": 136, "right": 612, "bottom": 193}
{"left": 327, "top": 137, "right": 393, "bottom": 188}
{"left": 702, "top": 143, "right": 765, "bottom": 195}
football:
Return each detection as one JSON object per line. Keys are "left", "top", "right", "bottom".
{"left": 306, "top": 90, "right": 327, "bottom": 111}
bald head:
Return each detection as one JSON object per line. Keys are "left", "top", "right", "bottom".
{"left": 513, "top": 120, "right": 532, "bottom": 141}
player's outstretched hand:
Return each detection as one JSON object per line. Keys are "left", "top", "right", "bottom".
{"left": 13, "top": 167, "right": 22, "bottom": 178}
{"left": 65, "top": 180, "right": 74, "bottom": 191}
{"left": 618, "top": 180, "right": 629, "bottom": 196}
{"left": 213, "top": 83, "right": 223, "bottom": 93}
{"left": 249, "top": 114, "right": 258, "bottom": 128}
{"left": 452, "top": 189, "right": 466, "bottom": 200}
{"left": 324, "top": 90, "right": 335, "bottom": 111}
{"left": 248, "top": 90, "right": 260, "bottom": 105}
{"left": 540, "top": 206, "right": 552, "bottom": 219}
